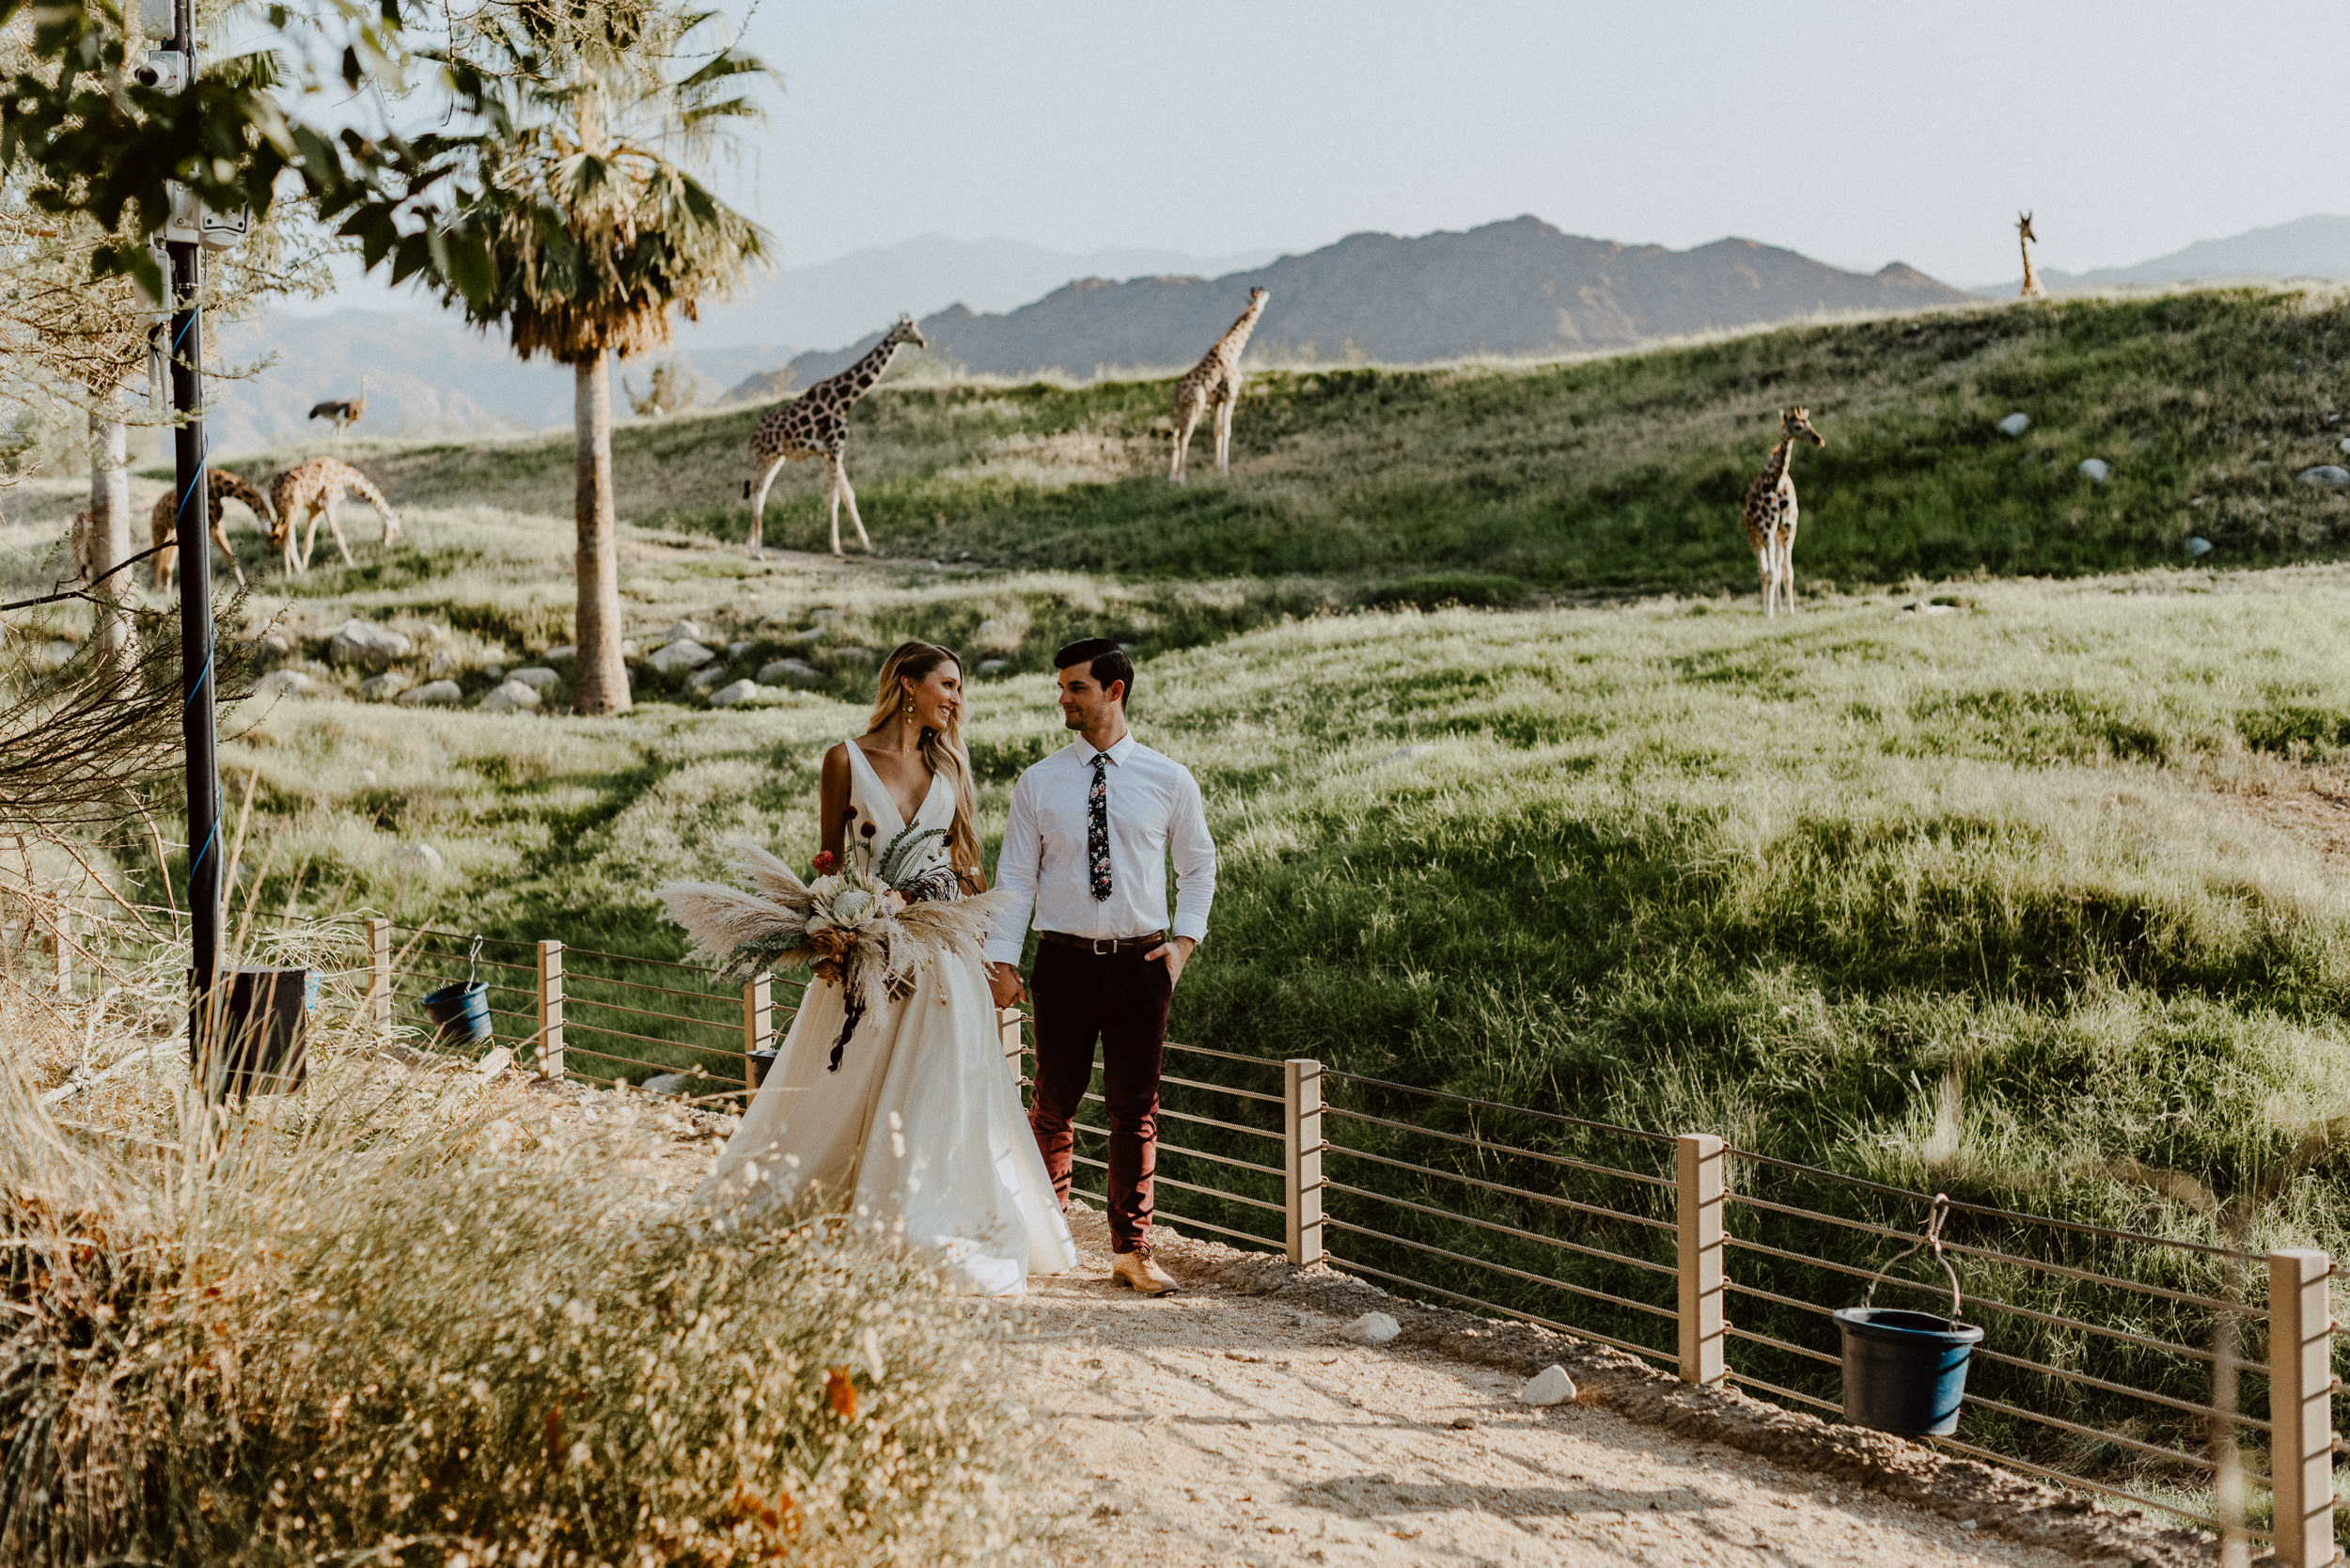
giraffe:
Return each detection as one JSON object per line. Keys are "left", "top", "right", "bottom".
{"left": 142, "top": 469, "right": 277, "bottom": 589}
{"left": 1168, "top": 287, "right": 1269, "bottom": 483}
{"left": 268, "top": 457, "right": 401, "bottom": 574}
{"left": 741, "top": 314, "right": 927, "bottom": 558}
{"left": 2017, "top": 212, "right": 2046, "bottom": 300}
{"left": 1742, "top": 406, "right": 1825, "bottom": 619}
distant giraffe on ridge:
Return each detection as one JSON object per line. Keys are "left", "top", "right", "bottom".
{"left": 1742, "top": 406, "right": 1825, "bottom": 619}
{"left": 1168, "top": 287, "right": 1268, "bottom": 483}
{"left": 741, "top": 314, "right": 926, "bottom": 558}
{"left": 2017, "top": 213, "right": 2046, "bottom": 300}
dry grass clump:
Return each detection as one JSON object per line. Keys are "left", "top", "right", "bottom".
{"left": 0, "top": 1007, "right": 1047, "bottom": 1567}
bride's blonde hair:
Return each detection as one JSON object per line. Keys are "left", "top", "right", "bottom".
{"left": 866, "top": 640, "right": 981, "bottom": 877}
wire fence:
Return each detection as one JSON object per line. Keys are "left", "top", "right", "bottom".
{"left": 24, "top": 892, "right": 2342, "bottom": 1564}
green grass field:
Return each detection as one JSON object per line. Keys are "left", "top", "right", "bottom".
{"left": 206, "top": 287, "right": 2350, "bottom": 600}
{"left": 24, "top": 285, "right": 2350, "bottom": 1510}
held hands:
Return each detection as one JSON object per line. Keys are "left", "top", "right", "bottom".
{"left": 987, "top": 962, "right": 1026, "bottom": 1010}
{"left": 1144, "top": 935, "right": 1197, "bottom": 988}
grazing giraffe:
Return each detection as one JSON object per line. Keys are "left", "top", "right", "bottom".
{"left": 1168, "top": 287, "right": 1268, "bottom": 483}
{"left": 142, "top": 469, "right": 276, "bottom": 589}
{"left": 268, "top": 457, "right": 401, "bottom": 574}
{"left": 741, "top": 314, "right": 927, "bottom": 558}
{"left": 2017, "top": 212, "right": 2046, "bottom": 300}
{"left": 1742, "top": 406, "right": 1825, "bottom": 619}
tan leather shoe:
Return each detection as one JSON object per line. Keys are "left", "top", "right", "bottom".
{"left": 1110, "top": 1247, "right": 1179, "bottom": 1296}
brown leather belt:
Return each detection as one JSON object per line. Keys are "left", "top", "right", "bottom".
{"left": 1038, "top": 930, "right": 1166, "bottom": 956}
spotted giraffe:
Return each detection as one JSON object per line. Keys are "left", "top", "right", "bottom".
{"left": 268, "top": 457, "right": 401, "bottom": 575}
{"left": 742, "top": 314, "right": 927, "bottom": 558}
{"left": 1742, "top": 406, "right": 1825, "bottom": 619}
{"left": 141, "top": 469, "right": 276, "bottom": 589}
{"left": 1168, "top": 287, "right": 1268, "bottom": 484}
{"left": 2017, "top": 212, "right": 2046, "bottom": 300}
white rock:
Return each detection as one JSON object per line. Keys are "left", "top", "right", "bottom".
{"left": 361, "top": 768, "right": 380, "bottom": 786}
{"left": 260, "top": 631, "right": 295, "bottom": 655}
{"left": 1340, "top": 1311, "right": 1401, "bottom": 1346}
{"left": 509, "top": 666, "right": 560, "bottom": 688}
{"left": 256, "top": 668, "right": 312, "bottom": 698}
{"left": 478, "top": 679, "right": 540, "bottom": 713}
{"left": 834, "top": 646, "right": 878, "bottom": 668}
{"left": 542, "top": 644, "right": 578, "bottom": 666}
{"left": 1518, "top": 1365, "right": 1578, "bottom": 1405}
{"left": 1997, "top": 412, "right": 2030, "bottom": 437}
{"left": 397, "top": 679, "right": 462, "bottom": 706}
{"left": 358, "top": 671, "right": 409, "bottom": 701}
{"left": 790, "top": 626, "right": 824, "bottom": 644}
{"left": 2296, "top": 464, "right": 2350, "bottom": 487}
{"left": 660, "top": 619, "right": 703, "bottom": 645}
{"left": 2077, "top": 458, "right": 2111, "bottom": 483}
{"left": 727, "top": 639, "right": 753, "bottom": 660}
{"left": 427, "top": 651, "right": 458, "bottom": 677}
{"left": 2340, "top": 436, "right": 2350, "bottom": 455}
{"left": 648, "top": 637, "right": 714, "bottom": 673}
{"left": 758, "top": 657, "right": 823, "bottom": 686}
{"left": 327, "top": 618, "right": 412, "bottom": 667}
{"left": 390, "top": 841, "right": 443, "bottom": 871}
{"left": 482, "top": 665, "right": 505, "bottom": 682}
{"left": 689, "top": 665, "right": 731, "bottom": 690}
{"left": 2186, "top": 537, "right": 2214, "bottom": 557}
{"left": 640, "top": 1071, "right": 699, "bottom": 1097}
{"left": 711, "top": 678, "right": 762, "bottom": 708}
{"left": 977, "top": 658, "right": 1008, "bottom": 675}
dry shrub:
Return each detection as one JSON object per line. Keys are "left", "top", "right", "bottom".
{"left": 0, "top": 1011, "right": 1047, "bottom": 1566}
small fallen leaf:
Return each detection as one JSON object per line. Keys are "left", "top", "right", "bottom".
{"left": 825, "top": 1367, "right": 856, "bottom": 1419}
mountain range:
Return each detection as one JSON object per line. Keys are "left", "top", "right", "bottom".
{"left": 771, "top": 216, "right": 1967, "bottom": 388}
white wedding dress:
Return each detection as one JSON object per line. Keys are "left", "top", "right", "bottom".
{"left": 697, "top": 742, "right": 1076, "bottom": 1295}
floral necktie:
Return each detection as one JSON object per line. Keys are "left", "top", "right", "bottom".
{"left": 1088, "top": 753, "right": 1113, "bottom": 902}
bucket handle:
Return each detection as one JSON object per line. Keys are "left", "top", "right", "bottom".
{"left": 1860, "top": 1192, "right": 1963, "bottom": 1321}
{"left": 466, "top": 933, "right": 482, "bottom": 988}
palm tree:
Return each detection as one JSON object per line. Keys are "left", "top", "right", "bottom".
{"left": 414, "top": 0, "right": 770, "bottom": 714}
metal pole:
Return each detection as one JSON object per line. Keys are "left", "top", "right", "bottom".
{"left": 168, "top": 0, "right": 219, "bottom": 1067}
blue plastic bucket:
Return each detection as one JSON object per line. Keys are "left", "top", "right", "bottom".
{"left": 420, "top": 980, "right": 494, "bottom": 1046}
{"left": 1834, "top": 1307, "right": 1983, "bottom": 1435}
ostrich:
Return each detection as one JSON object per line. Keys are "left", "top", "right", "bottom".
{"left": 307, "top": 370, "right": 370, "bottom": 432}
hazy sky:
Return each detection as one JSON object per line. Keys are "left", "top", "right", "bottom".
{"left": 316, "top": 0, "right": 2346, "bottom": 310}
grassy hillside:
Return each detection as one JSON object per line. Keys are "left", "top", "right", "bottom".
{"left": 213, "top": 288, "right": 2350, "bottom": 601}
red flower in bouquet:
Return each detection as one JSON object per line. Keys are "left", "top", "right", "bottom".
{"left": 810, "top": 850, "right": 837, "bottom": 874}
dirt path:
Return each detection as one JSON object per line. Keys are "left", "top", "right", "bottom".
{"left": 1018, "top": 1206, "right": 2077, "bottom": 1568}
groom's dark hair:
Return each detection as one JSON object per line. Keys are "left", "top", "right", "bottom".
{"left": 1054, "top": 637, "right": 1134, "bottom": 703}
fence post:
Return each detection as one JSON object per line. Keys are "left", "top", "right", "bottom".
{"left": 2269, "top": 1248, "right": 2339, "bottom": 1568}
{"left": 1678, "top": 1133, "right": 1726, "bottom": 1386}
{"left": 1285, "top": 1058, "right": 1324, "bottom": 1266}
{"left": 742, "top": 971, "right": 772, "bottom": 1096}
{"left": 536, "top": 940, "right": 563, "bottom": 1078}
{"left": 367, "top": 918, "right": 392, "bottom": 1037}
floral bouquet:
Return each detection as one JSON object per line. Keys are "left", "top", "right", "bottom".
{"left": 659, "top": 826, "right": 1012, "bottom": 1060}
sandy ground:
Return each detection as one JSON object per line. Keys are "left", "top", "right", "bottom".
{"left": 1017, "top": 1205, "right": 2081, "bottom": 1568}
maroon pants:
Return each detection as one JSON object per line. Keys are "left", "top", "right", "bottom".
{"left": 1027, "top": 939, "right": 1172, "bottom": 1254}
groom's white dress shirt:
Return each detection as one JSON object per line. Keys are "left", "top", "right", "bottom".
{"left": 986, "top": 733, "right": 1217, "bottom": 964}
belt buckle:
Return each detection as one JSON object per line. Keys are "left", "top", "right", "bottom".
{"left": 1089, "top": 936, "right": 1119, "bottom": 956}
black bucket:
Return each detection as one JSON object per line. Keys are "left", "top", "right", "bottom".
{"left": 748, "top": 1048, "right": 780, "bottom": 1089}
{"left": 1834, "top": 1307, "right": 1983, "bottom": 1435}
{"left": 421, "top": 980, "right": 494, "bottom": 1046}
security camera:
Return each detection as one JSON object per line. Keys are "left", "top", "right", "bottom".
{"left": 133, "top": 50, "right": 188, "bottom": 92}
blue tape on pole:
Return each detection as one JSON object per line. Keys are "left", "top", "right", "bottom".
{"left": 183, "top": 640, "right": 213, "bottom": 712}
{"left": 187, "top": 817, "right": 219, "bottom": 877}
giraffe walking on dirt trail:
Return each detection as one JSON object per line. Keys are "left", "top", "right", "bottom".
{"left": 1743, "top": 406, "right": 1825, "bottom": 619}
{"left": 742, "top": 314, "right": 927, "bottom": 558}
{"left": 1168, "top": 287, "right": 1268, "bottom": 483}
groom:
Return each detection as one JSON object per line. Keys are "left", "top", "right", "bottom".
{"left": 987, "top": 638, "right": 1217, "bottom": 1296}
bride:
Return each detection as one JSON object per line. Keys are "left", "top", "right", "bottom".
{"left": 678, "top": 640, "right": 1075, "bottom": 1295}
